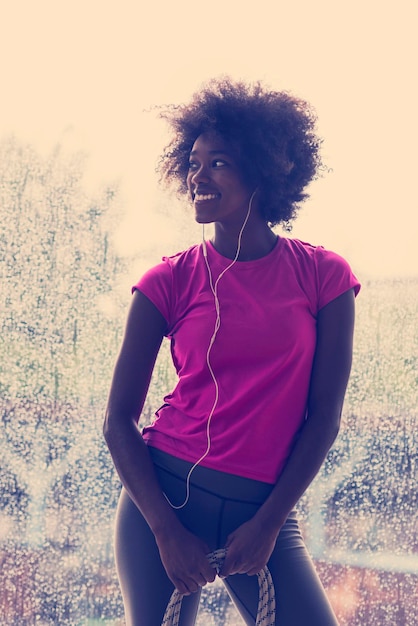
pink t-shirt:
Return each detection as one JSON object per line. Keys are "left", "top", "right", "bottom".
{"left": 134, "top": 237, "right": 360, "bottom": 484}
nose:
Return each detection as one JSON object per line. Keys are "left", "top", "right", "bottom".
{"left": 190, "top": 163, "right": 211, "bottom": 186}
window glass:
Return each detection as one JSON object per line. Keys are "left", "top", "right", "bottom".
{"left": 1, "top": 137, "right": 416, "bottom": 626}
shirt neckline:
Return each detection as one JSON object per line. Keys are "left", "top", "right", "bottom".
{"left": 203, "top": 237, "right": 283, "bottom": 270}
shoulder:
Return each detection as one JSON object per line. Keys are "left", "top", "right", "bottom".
{"left": 131, "top": 244, "right": 202, "bottom": 328}
{"left": 280, "top": 237, "right": 361, "bottom": 309}
{"left": 133, "top": 244, "right": 201, "bottom": 289}
{"left": 279, "top": 237, "right": 327, "bottom": 274}
{"left": 281, "top": 237, "right": 358, "bottom": 278}
{"left": 161, "top": 243, "right": 202, "bottom": 272}
{"left": 280, "top": 237, "right": 343, "bottom": 265}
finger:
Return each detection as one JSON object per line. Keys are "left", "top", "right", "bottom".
{"left": 185, "top": 573, "right": 211, "bottom": 594}
{"left": 246, "top": 568, "right": 260, "bottom": 576}
{"left": 203, "top": 567, "right": 217, "bottom": 583}
{"left": 172, "top": 574, "right": 201, "bottom": 595}
{"left": 198, "top": 563, "right": 218, "bottom": 585}
{"left": 173, "top": 580, "right": 190, "bottom": 596}
{"left": 222, "top": 559, "right": 257, "bottom": 577}
{"left": 219, "top": 549, "right": 243, "bottom": 577}
{"left": 177, "top": 582, "right": 197, "bottom": 596}
{"left": 219, "top": 561, "right": 239, "bottom": 578}
{"left": 200, "top": 559, "right": 217, "bottom": 583}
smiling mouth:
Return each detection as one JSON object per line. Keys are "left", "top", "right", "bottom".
{"left": 194, "top": 193, "right": 220, "bottom": 202}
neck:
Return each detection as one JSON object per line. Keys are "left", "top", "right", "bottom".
{"left": 212, "top": 221, "right": 278, "bottom": 261}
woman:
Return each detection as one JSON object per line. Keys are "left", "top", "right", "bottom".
{"left": 104, "top": 78, "right": 360, "bottom": 626}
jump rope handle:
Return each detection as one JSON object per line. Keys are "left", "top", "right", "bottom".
{"left": 161, "top": 548, "right": 276, "bottom": 626}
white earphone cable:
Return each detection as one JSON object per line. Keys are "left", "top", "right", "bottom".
{"left": 166, "top": 191, "right": 256, "bottom": 509}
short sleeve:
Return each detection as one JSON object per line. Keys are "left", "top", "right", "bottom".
{"left": 315, "top": 247, "right": 361, "bottom": 310}
{"left": 132, "top": 258, "right": 173, "bottom": 327}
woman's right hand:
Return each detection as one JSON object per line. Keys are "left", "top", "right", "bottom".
{"left": 104, "top": 291, "right": 216, "bottom": 595}
{"left": 155, "top": 522, "right": 216, "bottom": 595}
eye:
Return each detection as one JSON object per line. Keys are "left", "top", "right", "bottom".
{"left": 188, "top": 160, "right": 199, "bottom": 171}
{"left": 212, "top": 159, "right": 227, "bottom": 168}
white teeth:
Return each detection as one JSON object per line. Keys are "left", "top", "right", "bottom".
{"left": 195, "top": 193, "right": 218, "bottom": 201}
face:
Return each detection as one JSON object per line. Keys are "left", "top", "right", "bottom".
{"left": 186, "top": 132, "right": 256, "bottom": 226}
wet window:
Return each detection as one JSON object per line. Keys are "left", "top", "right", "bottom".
{"left": 1, "top": 137, "right": 417, "bottom": 625}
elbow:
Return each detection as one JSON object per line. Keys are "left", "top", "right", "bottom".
{"left": 103, "top": 413, "right": 111, "bottom": 446}
{"left": 328, "top": 406, "right": 343, "bottom": 442}
{"left": 103, "top": 409, "right": 116, "bottom": 448}
{"left": 307, "top": 405, "right": 342, "bottom": 444}
{"left": 103, "top": 407, "right": 139, "bottom": 450}
{"left": 330, "top": 415, "right": 341, "bottom": 442}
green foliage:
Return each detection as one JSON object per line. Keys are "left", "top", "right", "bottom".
{"left": 0, "top": 134, "right": 416, "bottom": 623}
{"left": 346, "top": 277, "right": 418, "bottom": 418}
{"left": 0, "top": 136, "right": 126, "bottom": 403}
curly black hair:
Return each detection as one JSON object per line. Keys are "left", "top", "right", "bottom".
{"left": 158, "top": 77, "right": 323, "bottom": 227}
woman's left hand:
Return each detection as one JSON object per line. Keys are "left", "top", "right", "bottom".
{"left": 219, "top": 517, "right": 280, "bottom": 577}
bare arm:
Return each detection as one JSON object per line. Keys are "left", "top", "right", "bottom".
{"left": 221, "top": 288, "right": 356, "bottom": 576}
{"left": 104, "top": 290, "right": 216, "bottom": 593}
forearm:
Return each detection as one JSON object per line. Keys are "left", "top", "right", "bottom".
{"left": 254, "top": 410, "right": 340, "bottom": 535}
{"left": 104, "top": 414, "right": 180, "bottom": 539}
{"left": 255, "top": 291, "right": 356, "bottom": 536}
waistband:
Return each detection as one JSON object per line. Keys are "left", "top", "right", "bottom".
{"left": 148, "top": 446, "right": 275, "bottom": 505}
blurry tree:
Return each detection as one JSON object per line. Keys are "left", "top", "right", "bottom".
{"left": 303, "top": 277, "right": 418, "bottom": 576}
{"left": 0, "top": 137, "right": 124, "bottom": 547}
{"left": 1, "top": 134, "right": 417, "bottom": 623}
{"left": 0, "top": 135, "right": 125, "bottom": 403}
{"left": 346, "top": 278, "right": 418, "bottom": 417}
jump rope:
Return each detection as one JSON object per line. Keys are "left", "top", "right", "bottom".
{"left": 161, "top": 189, "right": 277, "bottom": 624}
{"left": 162, "top": 548, "right": 276, "bottom": 626}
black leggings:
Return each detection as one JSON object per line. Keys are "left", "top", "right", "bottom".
{"left": 114, "top": 448, "right": 338, "bottom": 626}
